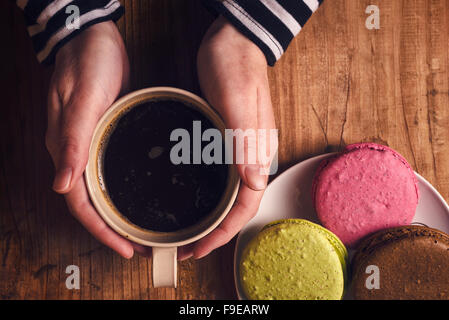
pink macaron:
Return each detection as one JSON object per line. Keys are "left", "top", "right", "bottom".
{"left": 312, "top": 143, "right": 419, "bottom": 247}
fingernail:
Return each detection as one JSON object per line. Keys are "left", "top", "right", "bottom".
{"left": 194, "top": 252, "right": 208, "bottom": 260}
{"left": 244, "top": 165, "right": 267, "bottom": 191}
{"left": 178, "top": 253, "right": 193, "bottom": 261}
{"left": 52, "top": 167, "right": 73, "bottom": 193}
{"left": 193, "top": 247, "right": 210, "bottom": 260}
{"left": 132, "top": 243, "right": 152, "bottom": 257}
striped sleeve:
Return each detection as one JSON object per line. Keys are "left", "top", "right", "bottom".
{"left": 16, "top": 0, "right": 124, "bottom": 65}
{"left": 202, "top": 0, "right": 324, "bottom": 66}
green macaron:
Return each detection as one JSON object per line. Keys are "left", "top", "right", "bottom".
{"left": 239, "top": 219, "right": 348, "bottom": 300}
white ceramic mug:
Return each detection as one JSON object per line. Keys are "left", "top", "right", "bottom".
{"left": 85, "top": 87, "right": 240, "bottom": 288}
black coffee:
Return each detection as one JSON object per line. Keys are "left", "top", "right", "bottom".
{"left": 102, "top": 99, "right": 228, "bottom": 232}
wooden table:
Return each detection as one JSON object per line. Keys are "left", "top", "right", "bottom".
{"left": 1, "top": 0, "right": 448, "bottom": 300}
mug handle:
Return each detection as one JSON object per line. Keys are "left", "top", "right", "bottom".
{"left": 152, "top": 246, "right": 177, "bottom": 288}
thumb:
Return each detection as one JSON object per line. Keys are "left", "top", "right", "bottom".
{"left": 53, "top": 94, "right": 108, "bottom": 194}
{"left": 225, "top": 107, "right": 277, "bottom": 192}
{"left": 224, "top": 126, "right": 268, "bottom": 191}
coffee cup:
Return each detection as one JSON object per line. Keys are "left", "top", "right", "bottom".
{"left": 85, "top": 87, "right": 240, "bottom": 288}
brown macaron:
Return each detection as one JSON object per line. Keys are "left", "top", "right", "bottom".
{"left": 351, "top": 225, "right": 449, "bottom": 300}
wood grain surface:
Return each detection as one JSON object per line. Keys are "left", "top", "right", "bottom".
{"left": 1, "top": 0, "right": 448, "bottom": 300}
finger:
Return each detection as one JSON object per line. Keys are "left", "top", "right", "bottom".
{"left": 222, "top": 93, "right": 266, "bottom": 191}
{"left": 131, "top": 243, "right": 152, "bottom": 258}
{"left": 192, "top": 183, "right": 264, "bottom": 259}
{"left": 178, "top": 243, "right": 195, "bottom": 261}
{"left": 46, "top": 83, "right": 62, "bottom": 162}
{"left": 53, "top": 91, "right": 109, "bottom": 194}
{"left": 65, "top": 178, "right": 134, "bottom": 259}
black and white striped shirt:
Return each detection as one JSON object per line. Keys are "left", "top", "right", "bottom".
{"left": 203, "top": 0, "right": 323, "bottom": 65}
{"left": 17, "top": 0, "right": 322, "bottom": 66}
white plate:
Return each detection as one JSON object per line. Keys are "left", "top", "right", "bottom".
{"left": 233, "top": 153, "right": 449, "bottom": 300}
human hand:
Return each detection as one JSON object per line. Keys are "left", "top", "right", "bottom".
{"left": 45, "top": 21, "right": 139, "bottom": 258}
{"left": 179, "top": 16, "right": 278, "bottom": 260}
